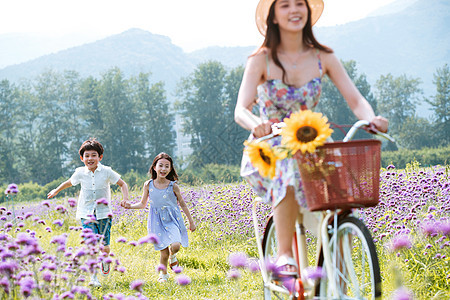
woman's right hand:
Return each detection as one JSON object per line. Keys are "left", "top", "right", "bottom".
{"left": 251, "top": 121, "right": 273, "bottom": 138}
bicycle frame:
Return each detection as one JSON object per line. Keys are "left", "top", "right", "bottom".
{"left": 252, "top": 120, "right": 393, "bottom": 299}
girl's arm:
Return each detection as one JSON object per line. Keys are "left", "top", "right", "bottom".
{"left": 322, "top": 51, "right": 389, "bottom": 132}
{"left": 47, "top": 179, "right": 72, "bottom": 199}
{"left": 121, "top": 180, "right": 150, "bottom": 209}
{"left": 234, "top": 49, "right": 272, "bottom": 138}
{"left": 173, "top": 183, "right": 196, "bottom": 232}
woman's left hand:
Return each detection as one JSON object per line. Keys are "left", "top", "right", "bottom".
{"left": 371, "top": 116, "right": 389, "bottom": 133}
{"left": 189, "top": 223, "right": 197, "bottom": 232}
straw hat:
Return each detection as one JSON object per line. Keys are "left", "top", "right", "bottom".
{"left": 255, "top": 0, "right": 324, "bottom": 36}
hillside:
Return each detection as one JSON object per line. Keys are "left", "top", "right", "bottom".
{"left": 0, "top": 0, "right": 448, "bottom": 115}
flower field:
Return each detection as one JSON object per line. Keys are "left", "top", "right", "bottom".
{"left": 0, "top": 163, "right": 448, "bottom": 299}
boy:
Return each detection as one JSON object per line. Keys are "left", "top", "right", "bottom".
{"left": 47, "top": 138, "right": 129, "bottom": 287}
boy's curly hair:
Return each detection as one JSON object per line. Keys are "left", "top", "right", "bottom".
{"left": 79, "top": 138, "right": 104, "bottom": 157}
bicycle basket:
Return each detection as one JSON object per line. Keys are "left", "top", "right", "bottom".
{"left": 296, "top": 139, "right": 381, "bottom": 211}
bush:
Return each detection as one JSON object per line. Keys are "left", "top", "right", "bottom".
{"left": 382, "top": 145, "right": 450, "bottom": 168}
{"left": 179, "top": 164, "right": 241, "bottom": 186}
{"left": 119, "top": 169, "right": 149, "bottom": 191}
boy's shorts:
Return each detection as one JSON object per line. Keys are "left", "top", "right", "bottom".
{"left": 81, "top": 217, "right": 112, "bottom": 246}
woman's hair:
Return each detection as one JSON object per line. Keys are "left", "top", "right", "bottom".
{"left": 149, "top": 152, "right": 178, "bottom": 181}
{"left": 260, "top": 0, "right": 333, "bottom": 84}
{"left": 79, "top": 138, "right": 104, "bottom": 157}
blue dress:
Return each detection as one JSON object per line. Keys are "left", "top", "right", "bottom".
{"left": 147, "top": 180, "right": 188, "bottom": 251}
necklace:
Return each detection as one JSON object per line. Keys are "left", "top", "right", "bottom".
{"left": 280, "top": 50, "right": 304, "bottom": 69}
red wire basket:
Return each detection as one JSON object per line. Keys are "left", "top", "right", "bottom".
{"left": 296, "top": 139, "right": 381, "bottom": 211}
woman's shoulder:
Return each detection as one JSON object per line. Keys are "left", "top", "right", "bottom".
{"left": 248, "top": 47, "right": 269, "bottom": 62}
{"left": 316, "top": 48, "right": 339, "bottom": 73}
{"left": 144, "top": 179, "right": 152, "bottom": 187}
{"left": 245, "top": 47, "right": 268, "bottom": 76}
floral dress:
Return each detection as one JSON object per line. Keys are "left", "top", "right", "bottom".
{"left": 241, "top": 51, "right": 323, "bottom": 208}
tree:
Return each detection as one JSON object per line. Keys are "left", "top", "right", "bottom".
{"left": 375, "top": 74, "right": 422, "bottom": 137}
{"left": 176, "top": 61, "right": 229, "bottom": 166}
{"left": 0, "top": 79, "right": 19, "bottom": 183}
{"left": 396, "top": 116, "right": 434, "bottom": 149}
{"left": 130, "top": 73, "right": 175, "bottom": 167}
{"left": 14, "top": 80, "right": 44, "bottom": 183}
{"left": 96, "top": 68, "right": 143, "bottom": 174}
{"left": 316, "top": 60, "right": 374, "bottom": 140}
{"left": 32, "top": 70, "right": 81, "bottom": 184}
{"left": 219, "top": 65, "right": 248, "bottom": 165}
{"left": 426, "top": 64, "right": 449, "bottom": 146}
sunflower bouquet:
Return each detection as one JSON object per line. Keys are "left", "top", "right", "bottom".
{"left": 244, "top": 110, "right": 333, "bottom": 179}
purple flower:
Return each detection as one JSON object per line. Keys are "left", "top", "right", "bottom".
{"left": 53, "top": 219, "right": 64, "bottom": 227}
{"left": 23, "top": 244, "right": 42, "bottom": 256}
{"left": 41, "top": 201, "right": 50, "bottom": 207}
{"left": 0, "top": 276, "right": 10, "bottom": 294}
{"left": 96, "top": 198, "right": 109, "bottom": 205}
{"left": 15, "top": 233, "right": 35, "bottom": 246}
{"left": 228, "top": 252, "right": 248, "bottom": 268}
{"left": 60, "top": 291, "right": 75, "bottom": 299}
{"left": 55, "top": 205, "right": 67, "bottom": 213}
{"left": 439, "top": 222, "right": 450, "bottom": 236}
{"left": 0, "top": 261, "right": 19, "bottom": 278}
{"left": 302, "top": 266, "right": 326, "bottom": 281}
{"left": 421, "top": 221, "right": 438, "bottom": 236}
{"left": 51, "top": 234, "right": 67, "bottom": 246}
{"left": 67, "top": 198, "right": 77, "bottom": 207}
{"left": 172, "top": 266, "right": 183, "bottom": 274}
{"left": 116, "top": 237, "right": 127, "bottom": 243}
{"left": 117, "top": 266, "right": 126, "bottom": 273}
{"left": 227, "top": 268, "right": 241, "bottom": 280}
{"left": 156, "top": 264, "right": 166, "bottom": 273}
{"left": 130, "top": 279, "right": 144, "bottom": 292}
{"left": 176, "top": 274, "right": 191, "bottom": 286}
{"left": 138, "top": 234, "right": 159, "bottom": 245}
{"left": 390, "top": 234, "right": 412, "bottom": 251}
{"left": 264, "top": 258, "right": 280, "bottom": 276}
{"left": 5, "top": 183, "right": 19, "bottom": 194}
{"left": 248, "top": 258, "right": 260, "bottom": 273}
{"left": 392, "top": 287, "right": 413, "bottom": 300}
{"left": 42, "top": 270, "right": 54, "bottom": 282}
{"left": 19, "top": 277, "right": 36, "bottom": 297}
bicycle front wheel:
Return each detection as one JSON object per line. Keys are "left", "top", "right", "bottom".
{"left": 318, "top": 216, "right": 381, "bottom": 300}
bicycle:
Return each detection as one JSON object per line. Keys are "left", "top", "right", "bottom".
{"left": 251, "top": 120, "right": 394, "bottom": 300}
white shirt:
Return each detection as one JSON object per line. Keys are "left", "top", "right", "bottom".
{"left": 70, "top": 163, "right": 120, "bottom": 220}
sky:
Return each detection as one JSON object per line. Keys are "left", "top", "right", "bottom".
{"left": 0, "top": 0, "right": 397, "bottom": 52}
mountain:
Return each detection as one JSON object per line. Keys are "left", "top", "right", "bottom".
{"left": 0, "top": 32, "right": 102, "bottom": 69}
{"left": 0, "top": 0, "right": 448, "bottom": 116}
{"left": 314, "top": 0, "right": 449, "bottom": 98}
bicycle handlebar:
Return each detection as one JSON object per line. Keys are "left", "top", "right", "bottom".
{"left": 255, "top": 120, "right": 395, "bottom": 143}
{"left": 343, "top": 120, "right": 395, "bottom": 142}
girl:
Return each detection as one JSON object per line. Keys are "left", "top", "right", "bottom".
{"left": 121, "top": 152, "right": 196, "bottom": 283}
{"left": 235, "top": 0, "right": 388, "bottom": 282}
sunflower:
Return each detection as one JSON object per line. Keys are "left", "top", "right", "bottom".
{"left": 244, "top": 140, "right": 278, "bottom": 179}
{"left": 281, "top": 110, "right": 333, "bottom": 154}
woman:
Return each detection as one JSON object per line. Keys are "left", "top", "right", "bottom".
{"left": 234, "top": 0, "right": 388, "bottom": 280}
